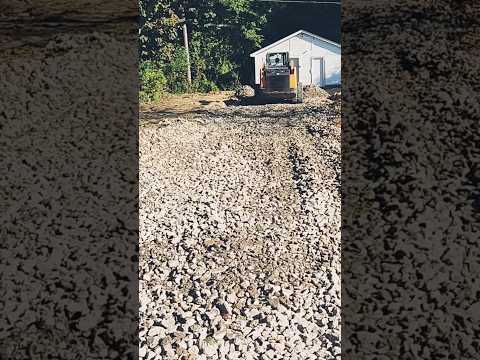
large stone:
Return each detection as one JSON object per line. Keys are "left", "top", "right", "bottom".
{"left": 199, "top": 336, "right": 219, "bottom": 357}
{"left": 235, "top": 85, "right": 255, "bottom": 98}
{"left": 161, "top": 315, "right": 177, "bottom": 333}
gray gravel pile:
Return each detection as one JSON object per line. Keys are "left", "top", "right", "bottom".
{"left": 140, "top": 101, "right": 341, "bottom": 359}
{"left": 303, "top": 85, "right": 330, "bottom": 100}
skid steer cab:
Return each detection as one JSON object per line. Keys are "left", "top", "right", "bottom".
{"left": 258, "top": 52, "right": 303, "bottom": 103}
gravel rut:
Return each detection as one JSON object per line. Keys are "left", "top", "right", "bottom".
{"left": 140, "top": 101, "right": 341, "bottom": 360}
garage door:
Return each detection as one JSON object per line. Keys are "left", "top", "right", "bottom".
{"left": 312, "top": 58, "right": 325, "bottom": 86}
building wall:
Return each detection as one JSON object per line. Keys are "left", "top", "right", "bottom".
{"left": 252, "top": 32, "right": 341, "bottom": 86}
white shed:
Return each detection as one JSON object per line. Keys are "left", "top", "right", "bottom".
{"left": 250, "top": 30, "right": 341, "bottom": 87}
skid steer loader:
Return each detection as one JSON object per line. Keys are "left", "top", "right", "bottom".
{"left": 257, "top": 52, "right": 303, "bottom": 103}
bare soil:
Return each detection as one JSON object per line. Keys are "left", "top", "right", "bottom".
{"left": 140, "top": 91, "right": 235, "bottom": 124}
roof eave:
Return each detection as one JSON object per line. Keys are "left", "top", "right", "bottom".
{"left": 250, "top": 30, "right": 340, "bottom": 57}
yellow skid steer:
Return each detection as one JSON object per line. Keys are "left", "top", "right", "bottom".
{"left": 258, "top": 52, "right": 303, "bottom": 103}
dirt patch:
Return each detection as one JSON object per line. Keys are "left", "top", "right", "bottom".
{"left": 140, "top": 91, "right": 235, "bottom": 123}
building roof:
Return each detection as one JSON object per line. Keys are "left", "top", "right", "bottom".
{"left": 250, "top": 29, "right": 340, "bottom": 57}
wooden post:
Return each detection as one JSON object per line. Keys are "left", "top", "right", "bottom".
{"left": 183, "top": 23, "right": 192, "bottom": 85}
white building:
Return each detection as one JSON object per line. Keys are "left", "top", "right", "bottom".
{"left": 250, "top": 30, "right": 341, "bottom": 87}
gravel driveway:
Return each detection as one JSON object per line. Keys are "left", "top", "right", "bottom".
{"left": 140, "top": 99, "right": 341, "bottom": 360}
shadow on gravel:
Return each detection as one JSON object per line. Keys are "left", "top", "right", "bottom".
{"left": 288, "top": 144, "right": 315, "bottom": 211}
{"left": 225, "top": 97, "right": 293, "bottom": 107}
{"left": 141, "top": 108, "right": 211, "bottom": 120}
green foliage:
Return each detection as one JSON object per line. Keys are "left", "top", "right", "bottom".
{"left": 192, "top": 75, "right": 219, "bottom": 93}
{"left": 139, "top": 61, "right": 166, "bottom": 102}
{"left": 139, "top": 0, "right": 273, "bottom": 98}
{"left": 139, "top": 49, "right": 191, "bottom": 101}
{"left": 166, "top": 48, "right": 189, "bottom": 93}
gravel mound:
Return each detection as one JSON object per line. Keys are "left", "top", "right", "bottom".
{"left": 303, "top": 85, "right": 330, "bottom": 100}
{"left": 140, "top": 102, "right": 341, "bottom": 360}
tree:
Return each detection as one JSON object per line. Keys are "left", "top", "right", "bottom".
{"left": 139, "top": 0, "right": 273, "bottom": 90}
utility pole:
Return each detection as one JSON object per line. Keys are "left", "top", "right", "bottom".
{"left": 183, "top": 23, "right": 192, "bottom": 86}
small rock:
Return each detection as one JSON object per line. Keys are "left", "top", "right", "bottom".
{"left": 200, "top": 336, "right": 219, "bottom": 357}
{"left": 148, "top": 326, "right": 164, "bottom": 337}
{"left": 139, "top": 346, "right": 147, "bottom": 358}
{"left": 161, "top": 315, "right": 177, "bottom": 333}
{"left": 235, "top": 85, "right": 255, "bottom": 98}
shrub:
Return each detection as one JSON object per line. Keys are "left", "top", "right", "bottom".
{"left": 139, "top": 61, "right": 166, "bottom": 103}
{"left": 192, "top": 74, "right": 219, "bottom": 93}
{"left": 166, "top": 48, "right": 189, "bottom": 93}
{"left": 199, "top": 79, "right": 219, "bottom": 93}
{"left": 140, "top": 47, "right": 228, "bottom": 97}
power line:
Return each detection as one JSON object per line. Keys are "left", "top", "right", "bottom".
{"left": 257, "top": 0, "right": 340, "bottom": 4}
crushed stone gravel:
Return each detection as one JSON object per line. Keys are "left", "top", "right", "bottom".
{"left": 140, "top": 98, "right": 341, "bottom": 360}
